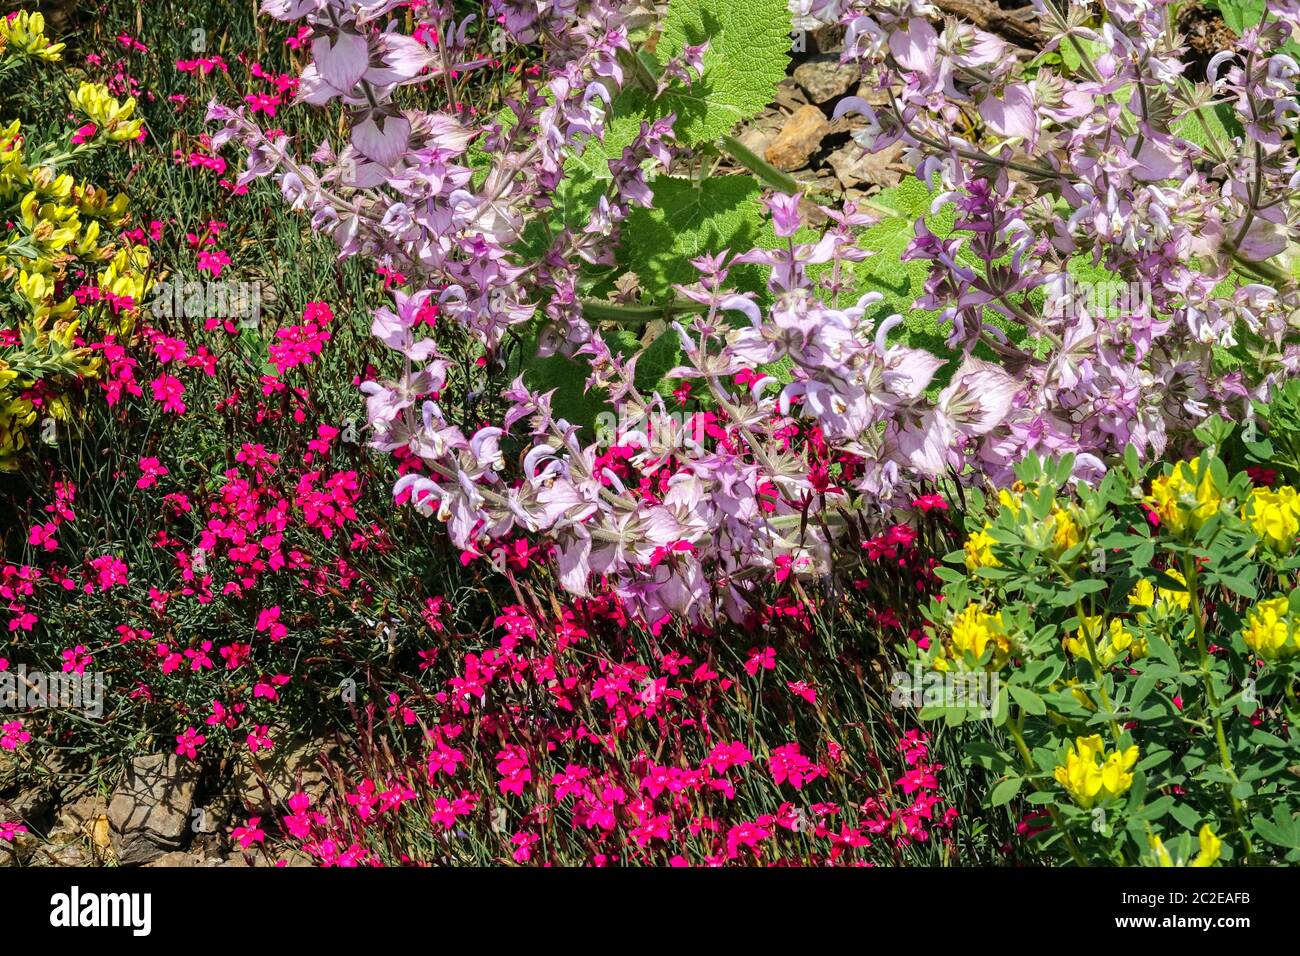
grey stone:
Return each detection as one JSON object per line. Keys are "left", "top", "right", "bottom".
{"left": 146, "top": 850, "right": 215, "bottom": 867}
{"left": 827, "top": 140, "right": 906, "bottom": 191}
{"left": 793, "top": 55, "right": 859, "bottom": 104}
{"left": 0, "top": 786, "right": 54, "bottom": 822}
{"left": 32, "top": 842, "right": 93, "bottom": 867}
{"left": 107, "top": 754, "right": 200, "bottom": 865}
{"left": 236, "top": 736, "right": 333, "bottom": 815}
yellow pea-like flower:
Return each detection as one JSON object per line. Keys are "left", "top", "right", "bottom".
{"left": 1050, "top": 505, "right": 1083, "bottom": 554}
{"left": 1243, "top": 485, "right": 1300, "bottom": 553}
{"left": 1149, "top": 824, "right": 1222, "bottom": 867}
{"left": 1241, "top": 596, "right": 1297, "bottom": 661}
{"left": 68, "top": 82, "right": 144, "bottom": 142}
{"left": 1145, "top": 458, "right": 1225, "bottom": 538}
{"left": 1064, "top": 617, "right": 1143, "bottom": 665}
{"left": 1191, "top": 825, "right": 1222, "bottom": 867}
{"left": 0, "top": 11, "right": 65, "bottom": 61}
{"left": 964, "top": 524, "right": 1000, "bottom": 572}
{"left": 1128, "top": 569, "right": 1190, "bottom": 614}
{"left": 1054, "top": 735, "right": 1138, "bottom": 808}
{"left": 933, "top": 604, "right": 1011, "bottom": 673}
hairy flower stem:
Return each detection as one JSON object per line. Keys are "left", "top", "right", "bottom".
{"left": 1181, "top": 553, "right": 1257, "bottom": 863}
{"left": 579, "top": 298, "right": 709, "bottom": 323}
{"left": 719, "top": 134, "right": 801, "bottom": 194}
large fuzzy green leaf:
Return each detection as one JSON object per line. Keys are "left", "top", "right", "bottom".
{"left": 656, "top": 0, "right": 792, "bottom": 145}
{"left": 622, "top": 174, "right": 768, "bottom": 300}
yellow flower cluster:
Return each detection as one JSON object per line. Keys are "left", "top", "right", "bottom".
{"left": 69, "top": 82, "right": 144, "bottom": 143}
{"left": 963, "top": 486, "right": 1084, "bottom": 572}
{"left": 1149, "top": 825, "right": 1222, "bottom": 868}
{"left": 1144, "top": 458, "right": 1225, "bottom": 537}
{"left": 1241, "top": 597, "right": 1300, "bottom": 661}
{"left": 1064, "top": 616, "right": 1146, "bottom": 665}
{"left": 0, "top": 28, "right": 150, "bottom": 471}
{"left": 1053, "top": 735, "right": 1139, "bottom": 809}
{"left": 932, "top": 604, "right": 1011, "bottom": 672}
{"left": 1127, "top": 570, "right": 1190, "bottom": 615}
{"left": 0, "top": 11, "right": 65, "bottom": 61}
{"left": 1242, "top": 485, "right": 1300, "bottom": 553}
{"left": 963, "top": 525, "right": 999, "bottom": 571}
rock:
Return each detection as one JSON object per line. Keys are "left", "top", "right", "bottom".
{"left": 190, "top": 791, "right": 236, "bottom": 835}
{"left": 827, "top": 140, "right": 906, "bottom": 191}
{"left": 50, "top": 794, "right": 116, "bottom": 862}
{"left": 107, "top": 754, "right": 200, "bottom": 865}
{"left": 764, "top": 105, "right": 830, "bottom": 172}
{"left": 236, "top": 736, "right": 333, "bottom": 816}
{"left": 32, "top": 842, "right": 93, "bottom": 867}
{"left": 812, "top": 24, "right": 845, "bottom": 55}
{"left": 0, "top": 786, "right": 54, "bottom": 823}
{"left": 0, "top": 829, "right": 40, "bottom": 865}
{"left": 796, "top": 192, "right": 833, "bottom": 226}
{"left": 52, "top": 792, "right": 107, "bottom": 834}
{"left": 146, "top": 850, "right": 215, "bottom": 867}
{"left": 773, "top": 77, "right": 808, "bottom": 113}
{"left": 792, "top": 55, "right": 858, "bottom": 104}
{"left": 733, "top": 114, "right": 783, "bottom": 162}
{"left": 852, "top": 82, "right": 893, "bottom": 108}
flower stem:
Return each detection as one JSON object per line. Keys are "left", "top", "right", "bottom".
{"left": 1007, "top": 709, "right": 1089, "bottom": 866}
{"left": 579, "top": 298, "right": 709, "bottom": 324}
{"left": 719, "top": 133, "right": 801, "bottom": 195}
{"left": 1181, "top": 553, "right": 1257, "bottom": 863}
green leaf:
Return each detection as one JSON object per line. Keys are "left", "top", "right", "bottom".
{"left": 656, "top": 0, "right": 792, "bottom": 145}
{"left": 1213, "top": 0, "right": 1266, "bottom": 33}
{"left": 1169, "top": 800, "right": 1203, "bottom": 831}
{"left": 1008, "top": 684, "right": 1047, "bottom": 716}
{"left": 990, "top": 775, "right": 1023, "bottom": 807}
{"left": 622, "top": 175, "right": 767, "bottom": 300}
{"left": 1129, "top": 672, "right": 1160, "bottom": 710}
{"left": 520, "top": 321, "right": 691, "bottom": 433}
{"left": 609, "top": 325, "right": 685, "bottom": 399}
{"left": 1171, "top": 102, "right": 1242, "bottom": 152}
{"left": 844, "top": 180, "right": 952, "bottom": 356}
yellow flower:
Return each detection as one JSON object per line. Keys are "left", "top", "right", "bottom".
{"left": 1241, "top": 596, "right": 1298, "bottom": 661}
{"left": 1061, "top": 678, "right": 1095, "bottom": 711}
{"left": 1148, "top": 832, "right": 1175, "bottom": 867}
{"left": 964, "top": 524, "right": 1000, "bottom": 572}
{"left": 933, "top": 604, "right": 1010, "bottom": 672}
{"left": 1051, "top": 506, "right": 1083, "bottom": 554}
{"left": 69, "top": 82, "right": 144, "bottom": 142}
{"left": 1145, "top": 458, "right": 1225, "bottom": 537}
{"left": 1149, "top": 824, "right": 1222, "bottom": 867}
{"left": 1064, "top": 617, "right": 1144, "bottom": 665}
{"left": 1128, "top": 569, "right": 1190, "bottom": 613}
{"left": 74, "top": 182, "right": 130, "bottom": 222}
{"left": 1243, "top": 486, "right": 1300, "bottom": 553}
{"left": 1191, "top": 824, "right": 1222, "bottom": 867}
{"left": 0, "top": 11, "right": 65, "bottom": 61}
{"left": 1053, "top": 735, "right": 1139, "bottom": 808}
